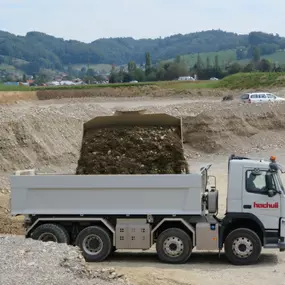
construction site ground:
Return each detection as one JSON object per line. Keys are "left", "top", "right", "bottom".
{"left": 2, "top": 87, "right": 285, "bottom": 285}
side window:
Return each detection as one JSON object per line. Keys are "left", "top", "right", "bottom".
{"left": 251, "top": 95, "right": 257, "bottom": 98}
{"left": 261, "top": 94, "right": 266, "bottom": 98}
{"left": 245, "top": 170, "right": 274, "bottom": 194}
{"left": 241, "top": 94, "right": 249, "bottom": 99}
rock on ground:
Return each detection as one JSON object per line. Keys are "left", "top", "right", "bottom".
{"left": 0, "top": 236, "right": 131, "bottom": 285}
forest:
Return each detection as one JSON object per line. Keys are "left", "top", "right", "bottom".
{"left": 0, "top": 29, "right": 285, "bottom": 74}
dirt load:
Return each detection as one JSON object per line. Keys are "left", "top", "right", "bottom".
{"left": 76, "top": 125, "right": 189, "bottom": 174}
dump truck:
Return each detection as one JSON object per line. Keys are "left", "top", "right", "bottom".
{"left": 9, "top": 112, "right": 285, "bottom": 265}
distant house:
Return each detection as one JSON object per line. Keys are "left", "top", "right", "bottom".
{"left": 4, "top": 82, "right": 19, "bottom": 86}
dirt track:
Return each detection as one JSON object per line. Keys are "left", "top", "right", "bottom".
{"left": 2, "top": 88, "right": 285, "bottom": 284}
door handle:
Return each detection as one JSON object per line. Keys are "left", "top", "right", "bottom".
{"left": 243, "top": 204, "right": 252, "bottom": 209}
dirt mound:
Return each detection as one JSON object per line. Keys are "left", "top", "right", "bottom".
{"left": 0, "top": 103, "right": 111, "bottom": 175}
{"left": 0, "top": 91, "right": 37, "bottom": 104}
{"left": 0, "top": 195, "right": 24, "bottom": 235}
{"left": 36, "top": 85, "right": 172, "bottom": 100}
{"left": 0, "top": 214, "right": 24, "bottom": 235}
{"left": 182, "top": 101, "right": 285, "bottom": 154}
{"left": 76, "top": 126, "right": 189, "bottom": 174}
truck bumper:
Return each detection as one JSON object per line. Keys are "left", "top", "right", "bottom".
{"left": 278, "top": 238, "right": 285, "bottom": 251}
{"left": 279, "top": 241, "right": 285, "bottom": 251}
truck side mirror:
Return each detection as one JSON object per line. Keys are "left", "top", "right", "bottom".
{"left": 265, "top": 173, "right": 273, "bottom": 190}
{"left": 267, "top": 189, "right": 276, "bottom": 197}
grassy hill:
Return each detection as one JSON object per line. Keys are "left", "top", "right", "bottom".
{"left": 167, "top": 50, "right": 285, "bottom": 68}
{"left": 1, "top": 29, "right": 285, "bottom": 74}
{"left": 70, "top": 63, "right": 113, "bottom": 73}
{"left": 166, "top": 49, "right": 236, "bottom": 67}
{"left": 70, "top": 49, "right": 285, "bottom": 73}
{"left": 238, "top": 50, "right": 285, "bottom": 65}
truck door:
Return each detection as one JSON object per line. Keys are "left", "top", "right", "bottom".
{"left": 242, "top": 168, "right": 281, "bottom": 230}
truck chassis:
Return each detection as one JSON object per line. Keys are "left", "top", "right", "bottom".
{"left": 23, "top": 213, "right": 268, "bottom": 265}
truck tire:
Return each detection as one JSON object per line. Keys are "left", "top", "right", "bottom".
{"left": 76, "top": 226, "right": 112, "bottom": 262}
{"left": 224, "top": 228, "right": 262, "bottom": 265}
{"left": 31, "top": 223, "right": 70, "bottom": 244}
{"left": 156, "top": 228, "right": 192, "bottom": 264}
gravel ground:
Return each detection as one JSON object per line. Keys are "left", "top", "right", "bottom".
{"left": 0, "top": 236, "right": 131, "bottom": 285}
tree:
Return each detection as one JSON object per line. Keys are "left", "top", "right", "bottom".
{"left": 243, "top": 62, "right": 255, "bottom": 72}
{"left": 127, "top": 61, "right": 137, "bottom": 73}
{"left": 227, "top": 62, "right": 242, "bottom": 74}
{"left": 196, "top": 53, "right": 203, "bottom": 70}
{"left": 206, "top": 57, "right": 210, "bottom": 69}
{"left": 86, "top": 68, "right": 95, "bottom": 77}
{"left": 145, "top": 52, "right": 152, "bottom": 76}
{"left": 258, "top": 59, "right": 272, "bottom": 72}
{"left": 214, "top": 55, "right": 219, "bottom": 70}
{"left": 133, "top": 68, "right": 145, "bottom": 82}
{"left": 22, "top": 74, "right": 27, "bottom": 82}
{"left": 252, "top": 47, "right": 261, "bottom": 64}
{"left": 236, "top": 47, "right": 247, "bottom": 60}
{"left": 175, "top": 55, "right": 181, "bottom": 63}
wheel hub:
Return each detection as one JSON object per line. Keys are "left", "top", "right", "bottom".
{"left": 83, "top": 234, "right": 103, "bottom": 255}
{"left": 232, "top": 237, "right": 253, "bottom": 258}
{"left": 38, "top": 233, "right": 58, "bottom": 242}
{"left": 163, "top": 236, "right": 184, "bottom": 257}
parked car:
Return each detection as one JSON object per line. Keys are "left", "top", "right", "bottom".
{"left": 240, "top": 92, "right": 285, "bottom": 103}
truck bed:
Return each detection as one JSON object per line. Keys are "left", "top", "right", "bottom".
{"left": 10, "top": 173, "right": 204, "bottom": 216}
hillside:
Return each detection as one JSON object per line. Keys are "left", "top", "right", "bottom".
{"left": 0, "top": 30, "right": 285, "bottom": 74}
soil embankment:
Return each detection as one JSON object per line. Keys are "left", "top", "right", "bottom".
{"left": 1, "top": 99, "right": 285, "bottom": 176}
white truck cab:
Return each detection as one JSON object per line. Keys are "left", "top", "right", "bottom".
{"left": 9, "top": 154, "right": 285, "bottom": 265}
{"left": 221, "top": 155, "right": 285, "bottom": 256}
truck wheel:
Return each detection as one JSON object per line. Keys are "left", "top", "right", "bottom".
{"left": 31, "top": 223, "right": 70, "bottom": 244}
{"left": 76, "top": 226, "right": 112, "bottom": 262}
{"left": 224, "top": 228, "right": 262, "bottom": 265}
{"left": 156, "top": 228, "right": 192, "bottom": 264}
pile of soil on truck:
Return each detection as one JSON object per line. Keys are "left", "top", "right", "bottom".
{"left": 76, "top": 126, "right": 189, "bottom": 174}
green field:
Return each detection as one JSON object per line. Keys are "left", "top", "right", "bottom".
{"left": 1, "top": 72, "right": 285, "bottom": 92}
{"left": 168, "top": 50, "right": 285, "bottom": 67}
{"left": 70, "top": 63, "right": 113, "bottom": 73}
{"left": 216, "top": 72, "right": 285, "bottom": 89}
{"left": 238, "top": 50, "right": 285, "bottom": 65}
{"left": 0, "top": 64, "right": 17, "bottom": 71}
{"left": 0, "top": 85, "right": 32, "bottom": 91}
{"left": 168, "top": 49, "right": 237, "bottom": 67}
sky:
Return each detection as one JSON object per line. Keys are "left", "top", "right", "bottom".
{"left": 1, "top": 0, "right": 284, "bottom": 42}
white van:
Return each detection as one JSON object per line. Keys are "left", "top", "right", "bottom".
{"left": 240, "top": 92, "right": 285, "bottom": 103}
